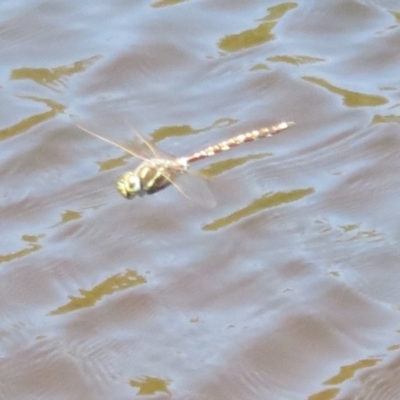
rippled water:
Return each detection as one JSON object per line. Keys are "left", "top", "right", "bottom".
{"left": 1, "top": 1, "right": 400, "bottom": 399}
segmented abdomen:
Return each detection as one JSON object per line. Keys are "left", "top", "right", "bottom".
{"left": 186, "top": 121, "right": 293, "bottom": 164}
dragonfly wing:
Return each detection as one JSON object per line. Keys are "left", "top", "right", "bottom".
{"left": 121, "top": 119, "right": 183, "bottom": 161}
{"left": 72, "top": 115, "right": 216, "bottom": 207}
{"left": 174, "top": 170, "right": 216, "bottom": 209}
{"left": 72, "top": 116, "right": 157, "bottom": 161}
{"left": 73, "top": 114, "right": 182, "bottom": 162}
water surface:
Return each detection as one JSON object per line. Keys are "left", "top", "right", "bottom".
{"left": 1, "top": 1, "right": 400, "bottom": 399}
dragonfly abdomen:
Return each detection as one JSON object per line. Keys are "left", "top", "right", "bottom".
{"left": 187, "top": 121, "right": 293, "bottom": 164}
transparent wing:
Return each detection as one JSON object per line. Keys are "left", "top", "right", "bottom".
{"left": 73, "top": 117, "right": 153, "bottom": 161}
{"left": 122, "top": 119, "right": 182, "bottom": 162}
{"left": 73, "top": 115, "right": 216, "bottom": 207}
{"left": 173, "top": 169, "right": 216, "bottom": 209}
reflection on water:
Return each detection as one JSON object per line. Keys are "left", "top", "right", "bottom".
{"left": 1, "top": 1, "right": 400, "bottom": 399}
{"left": 203, "top": 187, "right": 314, "bottom": 231}
{"left": 130, "top": 376, "right": 171, "bottom": 396}
{"left": 0, "top": 234, "right": 44, "bottom": 264}
{"left": 50, "top": 269, "right": 146, "bottom": 315}
{"left": 0, "top": 97, "right": 65, "bottom": 141}
{"left": 218, "top": 3, "right": 297, "bottom": 52}
{"left": 303, "top": 76, "right": 388, "bottom": 108}
{"left": 10, "top": 56, "right": 101, "bottom": 91}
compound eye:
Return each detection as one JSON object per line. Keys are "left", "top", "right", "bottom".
{"left": 116, "top": 172, "right": 142, "bottom": 199}
{"left": 128, "top": 175, "right": 141, "bottom": 192}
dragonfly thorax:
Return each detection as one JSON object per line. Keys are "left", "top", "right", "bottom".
{"left": 116, "top": 158, "right": 188, "bottom": 199}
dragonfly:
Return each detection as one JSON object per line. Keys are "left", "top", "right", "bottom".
{"left": 76, "top": 120, "right": 294, "bottom": 207}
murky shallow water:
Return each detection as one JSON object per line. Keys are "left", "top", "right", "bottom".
{"left": 1, "top": 1, "right": 400, "bottom": 399}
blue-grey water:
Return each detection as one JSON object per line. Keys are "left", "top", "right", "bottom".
{"left": 1, "top": 1, "right": 400, "bottom": 399}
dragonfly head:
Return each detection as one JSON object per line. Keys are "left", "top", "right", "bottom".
{"left": 116, "top": 171, "right": 142, "bottom": 199}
